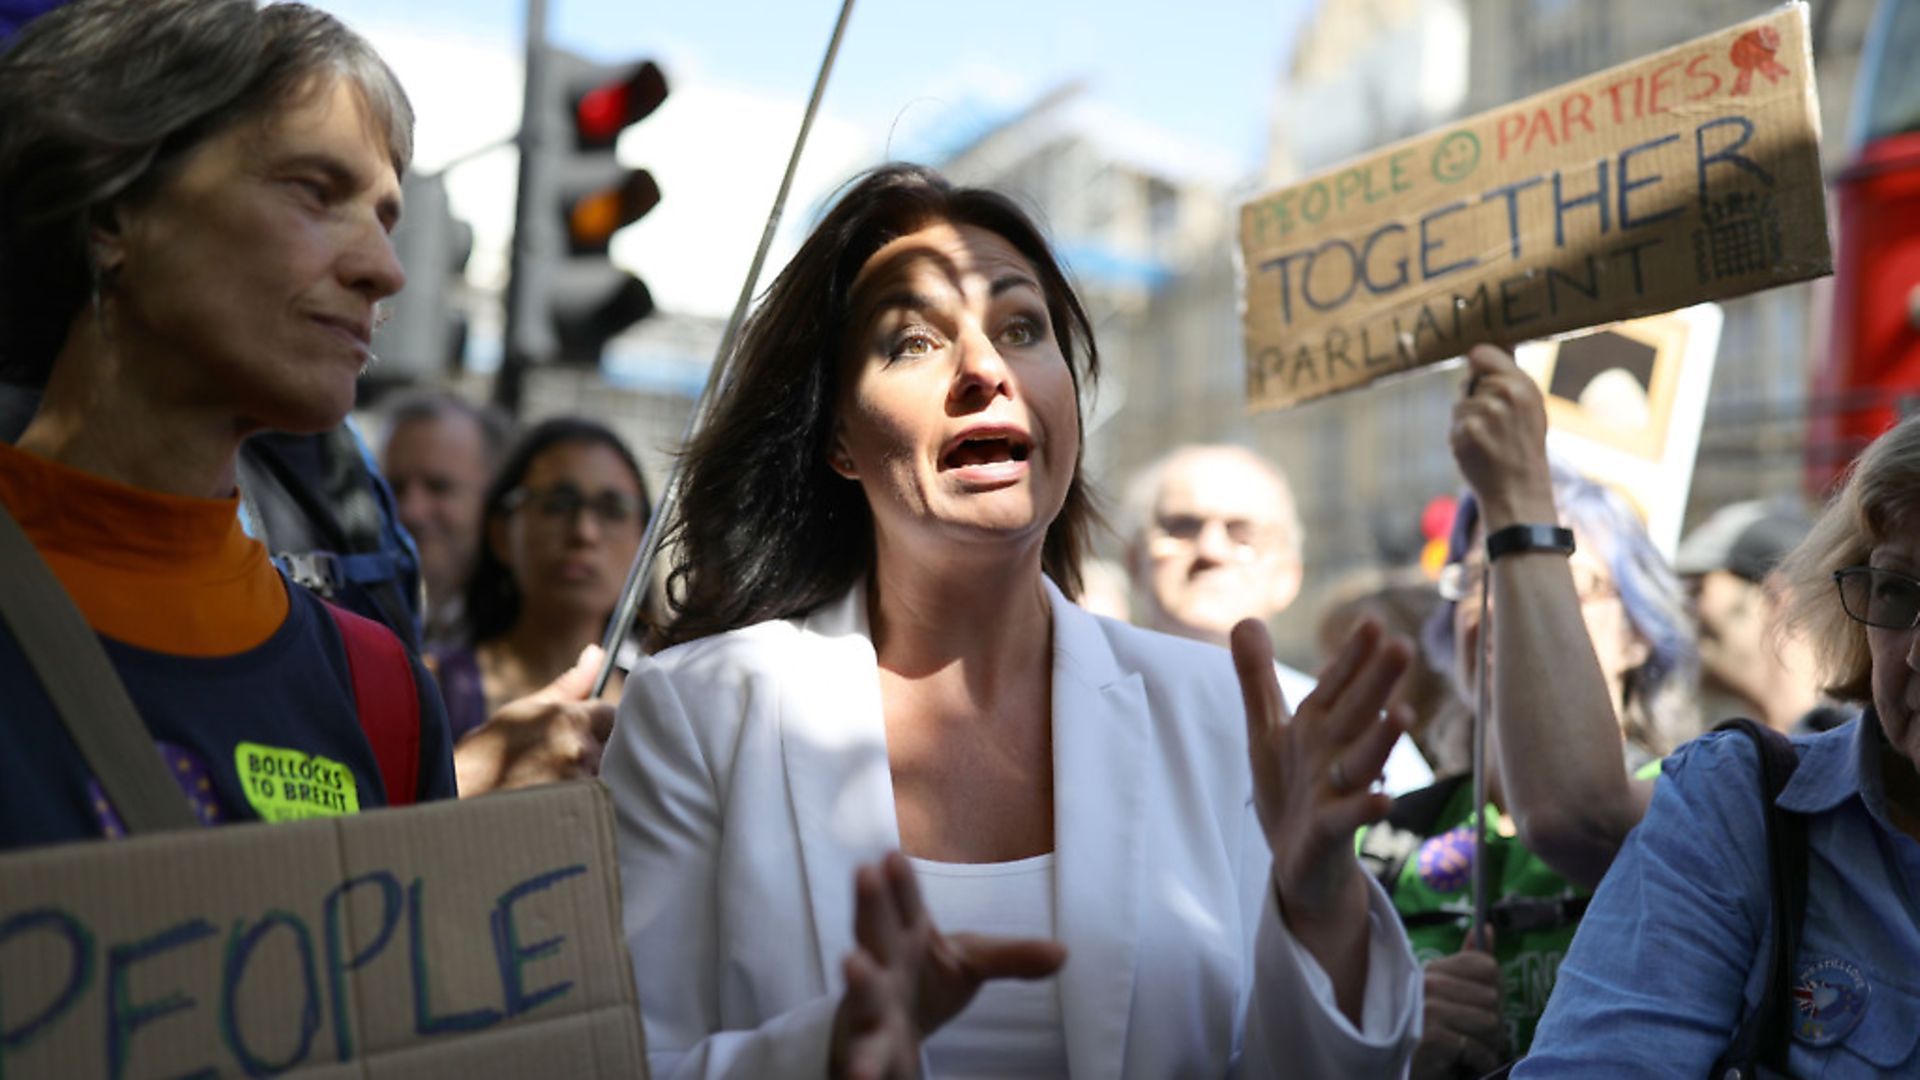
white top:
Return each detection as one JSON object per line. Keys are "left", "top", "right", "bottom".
{"left": 909, "top": 853, "right": 1069, "bottom": 1080}
{"left": 606, "top": 576, "right": 1423, "bottom": 1079}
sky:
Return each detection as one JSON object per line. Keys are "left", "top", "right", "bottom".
{"left": 312, "top": 0, "right": 1315, "bottom": 320}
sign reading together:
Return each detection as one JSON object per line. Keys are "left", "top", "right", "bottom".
{"left": 1238, "top": 2, "right": 1830, "bottom": 411}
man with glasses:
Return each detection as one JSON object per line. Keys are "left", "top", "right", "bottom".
{"left": 1122, "top": 443, "right": 1431, "bottom": 794}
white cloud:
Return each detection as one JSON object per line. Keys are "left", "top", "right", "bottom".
{"left": 612, "top": 82, "right": 872, "bottom": 317}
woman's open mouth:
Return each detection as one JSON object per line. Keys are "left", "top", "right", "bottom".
{"left": 940, "top": 428, "right": 1033, "bottom": 485}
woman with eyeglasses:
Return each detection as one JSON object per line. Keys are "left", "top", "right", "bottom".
{"left": 431, "top": 417, "right": 651, "bottom": 743}
{"left": 1357, "top": 345, "right": 1698, "bottom": 1076}
{"left": 1515, "top": 417, "right": 1920, "bottom": 1073}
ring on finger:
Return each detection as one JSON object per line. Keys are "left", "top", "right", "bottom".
{"left": 1329, "top": 758, "right": 1350, "bottom": 794}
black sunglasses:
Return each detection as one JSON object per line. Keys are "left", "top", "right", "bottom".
{"left": 1834, "top": 566, "right": 1920, "bottom": 630}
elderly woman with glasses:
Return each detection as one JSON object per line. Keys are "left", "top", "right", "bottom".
{"left": 430, "top": 417, "right": 651, "bottom": 746}
{"left": 1516, "top": 415, "right": 1920, "bottom": 1073}
{"left": 1357, "top": 346, "right": 1699, "bottom": 1076}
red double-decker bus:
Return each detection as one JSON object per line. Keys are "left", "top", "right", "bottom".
{"left": 1810, "top": 0, "right": 1920, "bottom": 492}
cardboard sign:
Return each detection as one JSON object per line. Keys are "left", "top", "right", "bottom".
{"left": 0, "top": 782, "right": 647, "bottom": 1079}
{"left": 1239, "top": 2, "right": 1830, "bottom": 411}
{"left": 1515, "top": 303, "right": 1724, "bottom": 557}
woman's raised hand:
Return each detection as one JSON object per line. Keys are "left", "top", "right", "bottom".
{"left": 1451, "top": 343, "right": 1555, "bottom": 528}
{"left": 829, "top": 852, "right": 1067, "bottom": 1080}
{"left": 1232, "top": 617, "right": 1410, "bottom": 1018}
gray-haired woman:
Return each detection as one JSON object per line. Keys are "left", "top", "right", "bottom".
{"left": 1520, "top": 414, "right": 1920, "bottom": 1074}
{"left": 0, "top": 0, "right": 454, "bottom": 850}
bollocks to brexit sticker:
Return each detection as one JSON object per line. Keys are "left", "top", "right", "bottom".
{"left": 234, "top": 741, "right": 360, "bottom": 822}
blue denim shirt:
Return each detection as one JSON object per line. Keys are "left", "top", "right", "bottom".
{"left": 1519, "top": 714, "right": 1920, "bottom": 1076}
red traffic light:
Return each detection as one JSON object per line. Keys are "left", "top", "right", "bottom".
{"left": 574, "top": 61, "right": 667, "bottom": 150}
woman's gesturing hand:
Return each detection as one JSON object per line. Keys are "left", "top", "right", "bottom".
{"left": 1235, "top": 617, "right": 1409, "bottom": 922}
{"left": 829, "top": 852, "right": 1068, "bottom": 1079}
{"left": 1451, "top": 343, "right": 1555, "bottom": 529}
{"left": 1232, "top": 617, "right": 1409, "bottom": 1019}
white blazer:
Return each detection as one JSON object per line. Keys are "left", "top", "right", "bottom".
{"left": 603, "top": 578, "right": 1420, "bottom": 1079}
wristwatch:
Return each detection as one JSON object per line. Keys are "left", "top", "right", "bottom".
{"left": 1484, "top": 523, "right": 1576, "bottom": 561}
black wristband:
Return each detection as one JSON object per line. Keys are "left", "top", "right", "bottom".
{"left": 1485, "top": 523, "right": 1575, "bottom": 561}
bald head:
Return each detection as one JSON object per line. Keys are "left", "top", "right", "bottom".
{"left": 1125, "top": 445, "right": 1303, "bottom": 646}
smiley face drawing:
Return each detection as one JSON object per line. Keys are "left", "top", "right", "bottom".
{"left": 1431, "top": 131, "right": 1482, "bottom": 184}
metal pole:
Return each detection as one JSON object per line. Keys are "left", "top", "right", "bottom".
{"left": 1470, "top": 568, "right": 1492, "bottom": 949}
{"left": 589, "top": 0, "right": 860, "bottom": 697}
{"left": 494, "top": 0, "right": 550, "bottom": 417}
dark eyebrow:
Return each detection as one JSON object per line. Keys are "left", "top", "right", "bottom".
{"left": 990, "top": 273, "right": 1043, "bottom": 298}
{"left": 865, "top": 289, "right": 938, "bottom": 318}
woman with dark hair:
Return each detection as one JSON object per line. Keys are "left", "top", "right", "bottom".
{"left": 601, "top": 163, "right": 1422, "bottom": 1078}
{"left": 0, "top": 0, "right": 453, "bottom": 850}
{"left": 431, "top": 416, "right": 650, "bottom": 743}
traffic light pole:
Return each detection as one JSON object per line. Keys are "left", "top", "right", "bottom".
{"left": 495, "top": 0, "right": 551, "bottom": 416}
{"left": 590, "top": 0, "right": 858, "bottom": 697}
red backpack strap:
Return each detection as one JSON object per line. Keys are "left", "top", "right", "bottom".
{"left": 324, "top": 602, "right": 422, "bottom": 806}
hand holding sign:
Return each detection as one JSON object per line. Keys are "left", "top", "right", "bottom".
{"left": 1451, "top": 344, "right": 1556, "bottom": 530}
{"left": 454, "top": 646, "right": 618, "bottom": 796}
{"left": 1238, "top": 4, "right": 1828, "bottom": 411}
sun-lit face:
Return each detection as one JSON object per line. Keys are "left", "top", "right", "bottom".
{"left": 491, "top": 440, "right": 646, "bottom": 625}
{"left": 833, "top": 221, "right": 1078, "bottom": 568}
{"left": 1865, "top": 530, "right": 1920, "bottom": 767}
{"left": 101, "top": 76, "right": 404, "bottom": 434}
{"left": 1134, "top": 449, "right": 1300, "bottom": 645}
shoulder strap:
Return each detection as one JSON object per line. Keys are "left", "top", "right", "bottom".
{"left": 0, "top": 498, "right": 198, "bottom": 833}
{"left": 325, "top": 602, "right": 422, "bottom": 806}
{"left": 1710, "top": 717, "right": 1808, "bottom": 1079}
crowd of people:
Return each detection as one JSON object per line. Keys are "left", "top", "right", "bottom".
{"left": 3, "top": 1, "right": 1918, "bottom": 1077}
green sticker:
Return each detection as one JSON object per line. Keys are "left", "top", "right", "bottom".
{"left": 234, "top": 742, "right": 360, "bottom": 822}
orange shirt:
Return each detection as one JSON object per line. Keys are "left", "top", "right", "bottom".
{"left": 0, "top": 442, "right": 287, "bottom": 656}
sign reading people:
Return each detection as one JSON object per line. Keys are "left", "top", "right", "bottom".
{"left": 0, "top": 783, "right": 646, "bottom": 1079}
{"left": 1239, "top": 2, "right": 1830, "bottom": 411}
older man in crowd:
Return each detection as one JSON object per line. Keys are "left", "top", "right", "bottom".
{"left": 1125, "top": 443, "right": 1432, "bottom": 793}
{"left": 382, "top": 392, "right": 512, "bottom": 650}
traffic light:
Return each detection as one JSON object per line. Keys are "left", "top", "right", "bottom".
{"left": 505, "top": 49, "right": 667, "bottom": 377}
{"left": 370, "top": 172, "right": 473, "bottom": 382}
